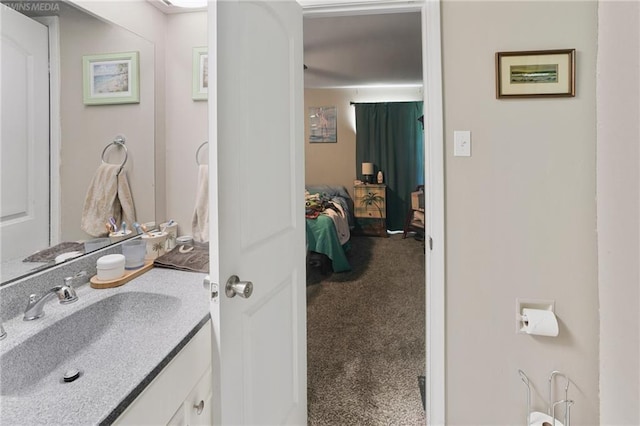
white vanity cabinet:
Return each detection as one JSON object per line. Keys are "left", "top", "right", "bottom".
{"left": 168, "top": 366, "right": 213, "bottom": 426}
{"left": 114, "top": 320, "right": 213, "bottom": 426}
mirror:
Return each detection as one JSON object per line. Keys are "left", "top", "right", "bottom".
{"left": 0, "top": 1, "right": 156, "bottom": 284}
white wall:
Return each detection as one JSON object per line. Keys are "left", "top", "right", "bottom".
{"left": 70, "top": 0, "right": 168, "bottom": 224}
{"left": 597, "top": 1, "right": 640, "bottom": 424}
{"left": 442, "top": 2, "right": 599, "bottom": 423}
{"left": 64, "top": 2, "right": 207, "bottom": 238}
{"left": 165, "top": 11, "right": 208, "bottom": 236}
{"left": 59, "top": 5, "right": 157, "bottom": 240}
{"left": 304, "top": 86, "right": 422, "bottom": 196}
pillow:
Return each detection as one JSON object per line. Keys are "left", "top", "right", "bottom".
{"left": 305, "top": 184, "right": 351, "bottom": 200}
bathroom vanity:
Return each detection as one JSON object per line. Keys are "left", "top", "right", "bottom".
{"left": 0, "top": 261, "right": 211, "bottom": 425}
{"left": 113, "top": 320, "right": 213, "bottom": 425}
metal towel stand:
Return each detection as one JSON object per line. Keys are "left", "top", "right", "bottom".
{"left": 101, "top": 135, "right": 128, "bottom": 176}
{"left": 195, "top": 141, "right": 208, "bottom": 166}
{"left": 518, "top": 369, "right": 574, "bottom": 426}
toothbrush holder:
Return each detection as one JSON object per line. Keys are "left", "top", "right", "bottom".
{"left": 160, "top": 222, "right": 178, "bottom": 250}
{"left": 109, "top": 229, "right": 133, "bottom": 244}
{"left": 142, "top": 231, "right": 168, "bottom": 260}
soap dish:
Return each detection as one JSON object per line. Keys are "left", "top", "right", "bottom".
{"left": 90, "top": 261, "right": 154, "bottom": 289}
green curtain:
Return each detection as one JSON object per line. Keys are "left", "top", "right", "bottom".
{"left": 355, "top": 102, "right": 424, "bottom": 231}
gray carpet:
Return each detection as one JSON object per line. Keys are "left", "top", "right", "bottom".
{"left": 307, "top": 234, "right": 426, "bottom": 425}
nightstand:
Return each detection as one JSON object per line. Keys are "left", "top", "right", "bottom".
{"left": 353, "top": 184, "right": 387, "bottom": 237}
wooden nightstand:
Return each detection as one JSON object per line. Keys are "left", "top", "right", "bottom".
{"left": 353, "top": 184, "right": 387, "bottom": 237}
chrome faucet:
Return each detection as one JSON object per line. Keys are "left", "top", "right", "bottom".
{"left": 23, "top": 285, "right": 78, "bottom": 321}
{"left": 63, "top": 270, "right": 89, "bottom": 287}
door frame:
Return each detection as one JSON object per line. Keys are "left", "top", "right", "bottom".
{"left": 301, "top": 1, "right": 445, "bottom": 424}
{"left": 32, "top": 16, "right": 62, "bottom": 245}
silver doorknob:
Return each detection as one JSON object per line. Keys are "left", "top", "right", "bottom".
{"left": 193, "top": 400, "right": 205, "bottom": 415}
{"left": 225, "top": 275, "right": 253, "bottom": 298}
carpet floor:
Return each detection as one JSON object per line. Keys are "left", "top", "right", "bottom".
{"left": 307, "top": 234, "right": 426, "bottom": 425}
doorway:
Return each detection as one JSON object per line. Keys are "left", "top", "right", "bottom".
{"left": 301, "top": 1, "right": 445, "bottom": 423}
{"left": 0, "top": 8, "right": 52, "bottom": 263}
{"left": 208, "top": 1, "right": 444, "bottom": 422}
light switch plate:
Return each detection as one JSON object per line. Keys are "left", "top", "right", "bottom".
{"left": 454, "top": 130, "right": 471, "bottom": 157}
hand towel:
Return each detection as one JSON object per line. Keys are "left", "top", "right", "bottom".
{"left": 154, "top": 242, "right": 209, "bottom": 273}
{"left": 81, "top": 163, "right": 137, "bottom": 237}
{"left": 192, "top": 164, "right": 209, "bottom": 243}
{"left": 23, "top": 241, "right": 85, "bottom": 262}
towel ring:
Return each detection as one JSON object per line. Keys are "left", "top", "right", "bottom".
{"left": 101, "top": 135, "right": 128, "bottom": 176}
{"left": 196, "top": 141, "right": 208, "bottom": 166}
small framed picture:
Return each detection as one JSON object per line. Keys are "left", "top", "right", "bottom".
{"left": 495, "top": 49, "right": 575, "bottom": 98}
{"left": 192, "top": 47, "right": 208, "bottom": 101}
{"left": 82, "top": 51, "right": 140, "bottom": 105}
{"left": 309, "top": 106, "right": 337, "bottom": 143}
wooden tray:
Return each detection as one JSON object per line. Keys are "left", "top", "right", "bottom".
{"left": 90, "top": 261, "right": 154, "bottom": 289}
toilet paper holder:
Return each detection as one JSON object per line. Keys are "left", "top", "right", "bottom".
{"left": 516, "top": 298, "right": 555, "bottom": 334}
{"left": 518, "top": 369, "right": 574, "bottom": 426}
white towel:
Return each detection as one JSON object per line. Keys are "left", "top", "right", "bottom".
{"left": 80, "top": 163, "right": 137, "bottom": 237}
{"left": 192, "top": 164, "right": 209, "bottom": 243}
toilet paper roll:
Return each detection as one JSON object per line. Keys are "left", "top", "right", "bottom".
{"left": 521, "top": 308, "right": 559, "bottom": 337}
{"left": 529, "top": 411, "right": 563, "bottom": 426}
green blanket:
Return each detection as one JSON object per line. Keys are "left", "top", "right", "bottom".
{"left": 306, "top": 215, "right": 351, "bottom": 272}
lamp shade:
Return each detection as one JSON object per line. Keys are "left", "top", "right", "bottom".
{"left": 362, "top": 162, "right": 374, "bottom": 175}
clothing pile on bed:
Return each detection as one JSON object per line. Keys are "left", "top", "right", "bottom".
{"left": 305, "top": 191, "right": 340, "bottom": 219}
{"left": 304, "top": 185, "right": 354, "bottom": 273}
{"left": 305, "top": 190, "right": 350, "bottom": 245}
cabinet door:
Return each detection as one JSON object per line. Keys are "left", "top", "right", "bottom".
{"left": 113, "top": 321, "right": 211, "bottom": 425}
{"left": 186, "top": 368, "right": 213, "bottom": 426}
{"left": 167, "top": 403, "right": 185, "bottom": 426}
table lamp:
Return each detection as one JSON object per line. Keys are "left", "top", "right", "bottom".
{"left": 362, "top": 162, "right": 374, "bottom": 184}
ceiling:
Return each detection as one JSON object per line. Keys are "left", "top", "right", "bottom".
{"left": 303, "top": 12, "right": 422, "bottom": 88}
{"left": 146, "top": 1, "right": 423, "bottom": 88}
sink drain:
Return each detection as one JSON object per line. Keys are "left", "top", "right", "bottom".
{"left": 62, "top": 369, "right": 82, "bottom": 383}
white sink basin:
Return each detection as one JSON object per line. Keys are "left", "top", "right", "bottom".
{"left": 0, "top": 292, "right": 180, "bottom": 397}
{"left": 0, "top": 268, "right": 209, "bottom": 425}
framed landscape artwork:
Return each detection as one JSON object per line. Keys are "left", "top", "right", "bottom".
{"left": 496, "top": 49, "right": 575, "bottom": 98}
{"left": 83, "top": 51, "right": 140, "bottom": 105}
{"left": 192, "top": 47, "right": 208, "bottom": 101}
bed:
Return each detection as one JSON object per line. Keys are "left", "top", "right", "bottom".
{"left": 305, "top": 185, "right": 354, "bottom": 273}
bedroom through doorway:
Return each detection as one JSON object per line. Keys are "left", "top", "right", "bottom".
{"left": 302, "top": 8, "right": 428, "bottom": 423}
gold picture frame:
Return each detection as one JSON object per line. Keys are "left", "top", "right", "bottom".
{"left": 496, "top": 49, "right": 575, "bottom": 99}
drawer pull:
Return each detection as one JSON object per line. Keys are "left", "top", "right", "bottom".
{"left": 194, "top": 400, "right": 205, "bottom": 415}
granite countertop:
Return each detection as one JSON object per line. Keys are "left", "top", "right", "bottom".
{"left": 0, "top": 257, "right": 49, "bottom": 284}
{"left": 0, "top": 267, "right": 210, "bottom": 425}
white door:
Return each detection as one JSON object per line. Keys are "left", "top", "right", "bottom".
{"left": 209, "top": 0, "right": 306, "bottom": 425}
{"left": 0, "top": 7, "right": 50, "bottom": 260}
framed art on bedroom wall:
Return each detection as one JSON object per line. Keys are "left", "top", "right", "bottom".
{"left": 308, "top": 106, "right": 337, "bottom": 143}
